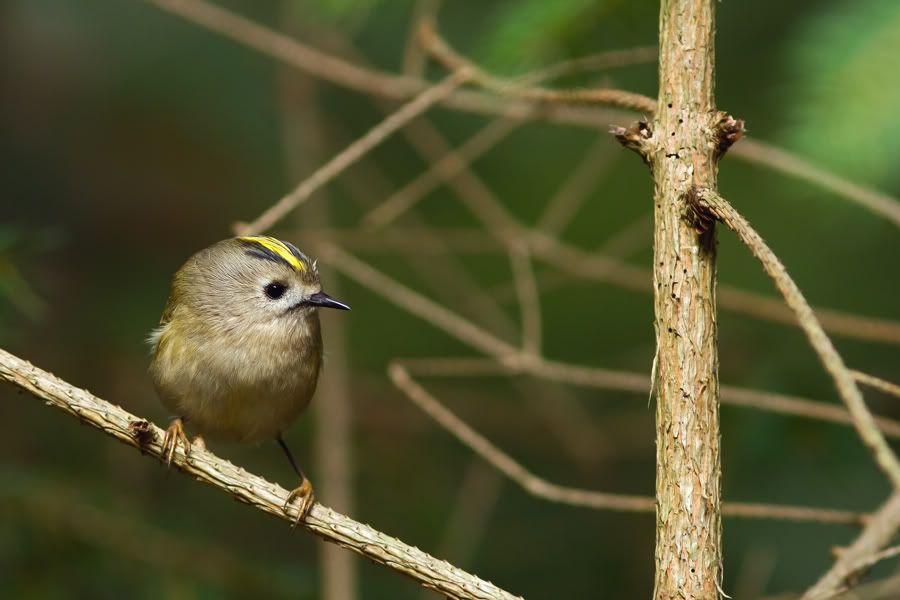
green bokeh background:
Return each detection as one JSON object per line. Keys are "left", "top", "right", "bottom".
{"left": 2, "top": 1, "right": 899, "bottom": 597}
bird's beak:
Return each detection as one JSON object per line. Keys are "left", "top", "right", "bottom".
{"left": 306, "top": 291, "right": 351, "bottom": 311}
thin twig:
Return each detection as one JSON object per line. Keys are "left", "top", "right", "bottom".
{"left": 694, "top": 188, "right": 900, "bottom": 490}
{"left": 147, "top": 0, "right": 632, "bottom": 127}
{"left": 732, "top": 545, "right": 777, "bottom": 600}
{"left": 732, "top": 139, "right": 900, "bottom": 229}
{"left": 318, "top": 246, "right": 900, "bottom": 437}
{"left": 310, "top": 65, "right": 522, "bottom": 346}
{"left": 852, "top": 370, "right": 900, "bottom": 400}
{"left": 326, "top": 106, "right": 613, "bottom": 472}
{"left": 277, "top": 58, "right": 359, "bottom": 600}
{"left": 536, "top": 135, "right": 617, "bottom": 235}
{"left": 403, "top": 0, "right": 442, "bottom": 77}
{"left": 509, "top": 243, "right": 542, "bottom": 356}
{"left": 319, "top": 244, "right": 518, "bottom": 359}
{"left": 718, "top": 384, "right": 900, "bottom": 438}
{"left": 398, "top": 357, "right": 900, "bottom": 439}
{"left": 357, "top": 79, "right": 900, "bottom": 349}
{"left": 355, "top": 101, "right": 900, "bottom": 347}
{"left": 362, "top": 116, "right": 521, "bottom": 229}
{"left": 522, "top": 46, "right": 658, "bottom": 85}
{"left": 0, "top": 347, "right": 521, "bottom": 600}
{"left": 426, "top": 460, "right": 503, "bottom": 582}
{"left": 299, "top": 227, "right": 503, "bottom": 254}
{"left": 313, "top": 302, "right": 358, "bottom": 600}
{"left": 335, "top": 54, "right": 900, "bottom": 350}
{"left": 805, "top": 492, "right": 900, "bottom": 598}
{"left": 715, "top": 286, "right": 900, "bottom": 347}
{"left": 148, "top": 0, "right": 900, "bottom": 229}
{"left": 388, "top": 363, "right": 864, "bottom": 525}
{"left": 419, "top": 21, "right": 657, "bottom": 113}
{"left": 490, "top": 212, "right": 652, "bottom": 301}
{"left": 235, "top": 70, "right": 471, "bottom": 235}
{"left": 826, "top": 543, "right": 900, "bottom": 597}
{"left": 329, "top": 121, "right": 612, "bottom": 470}
{"left": 389, "top": 361, "right": 650, "bottom": 513}
{"left": 526, "top": 231, "right": 900, "bottom": 347}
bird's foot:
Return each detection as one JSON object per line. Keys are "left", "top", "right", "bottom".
{"left": 161, "top": 417, "right": 190, "bottom": 467}
{"left": 284, "top": 478, "right": 315, "bottom": 526}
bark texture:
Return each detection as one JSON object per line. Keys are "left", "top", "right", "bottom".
{"left": 652, "top": 0, "right": 722, "bottom": 597}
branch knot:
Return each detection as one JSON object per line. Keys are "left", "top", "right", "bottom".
{"left": 712, "top": 112, "right": 745, "bottom": 159}
{"left": 684, "top": 186, "right": 717, "bottom": 234}
{"left": 611, "top": 119, "right": 653, "bottom": 165}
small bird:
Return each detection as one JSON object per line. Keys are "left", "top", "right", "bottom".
{"left": 148, "top": 236, "right": 350, "bottom": 521}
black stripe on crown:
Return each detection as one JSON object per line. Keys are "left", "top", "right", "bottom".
{"left": 242, "top": 243, "right": 286, "bottom": 266}
{"left": 282, "top": 240, "right": 311, "bottom": 266}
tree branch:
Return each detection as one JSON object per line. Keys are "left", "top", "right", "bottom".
{"left": 852, "top": 370, "right": 900, "bottom": 401}
{"left": 318, "top": 244, "right": 900, "bottom": 438}
{"left": 804, "top": 491, "right": 900, "bottom": 599}
{"left": 418, "top": 21, "right": 657, "bottom": 113}
{"left": 0, "top": 347, "right": 521, "bottom": 600}
{"left": 389, "top": 361, "right": 866, "bottom": 526}
{"left": 693, "top": 188, "right": 900, "bottom": 490}
{"left": 235, "top": 69, "right": 470, "bottom": 236}
{"left": 147, "top": 0, "right": 900, "bottom": 230}
{"left": 509, "top": 243, "right": 542, "bottom": 356}
{"left": 361, "top": 115, "right": 521, "bottom": 230}
{"left": 147, "top": 0, "right": 632, "bottom": 128}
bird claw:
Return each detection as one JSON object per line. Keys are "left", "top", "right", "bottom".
{"left": 284, "top": 478, "right": 315, "bottom": 526}
{"left": 161, "top": 418, "right": 190, "bottom": 467}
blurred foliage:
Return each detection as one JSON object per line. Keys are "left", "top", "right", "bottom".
{"left": 1, "top": 0, "right": 899, "bottom": 598}
{"left": 471, "top": 0, "right": 656, "bottom": 73}
{"left": 300, "top": 0, "right": 381, "bottom": 33}
{"left": 780, "top": 0, "right": 900, "bottom": 187}
{"left": 475, "top": 0, "right": 605, "bottom": 71}
{"left": 0, "top": 225, "right": 61, "bottom": 329}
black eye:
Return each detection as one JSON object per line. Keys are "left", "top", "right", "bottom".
{"left": 264, "top": 282, "right": 287, "bottom": 299}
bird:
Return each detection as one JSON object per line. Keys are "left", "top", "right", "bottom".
{"left": 148, "top": 235, "right": 350, "bottom": 522}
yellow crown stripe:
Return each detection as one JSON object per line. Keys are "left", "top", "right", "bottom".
{"left": 238, "top": 236, "right": 306, "bottom": 271}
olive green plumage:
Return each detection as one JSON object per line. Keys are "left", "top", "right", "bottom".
{"left": 149, "top": 236, "right": 349, "bottom": 444}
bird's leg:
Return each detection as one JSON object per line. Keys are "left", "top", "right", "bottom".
{"left": 277, "top": 434, "right": 315, "bottom": 525}
{"left": 161, "top": 417, "right": 191, "bottom": 467}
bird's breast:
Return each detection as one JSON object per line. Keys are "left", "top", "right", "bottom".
{"left": 151, "top": 313, "right": 323, "bottom": 443}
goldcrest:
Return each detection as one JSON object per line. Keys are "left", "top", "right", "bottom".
{"left": 148, "top": 236, "right": 349, "bottom": 520}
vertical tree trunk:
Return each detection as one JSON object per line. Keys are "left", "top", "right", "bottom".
{"left": 652, "top": 0, "right": 722, "bottom": 597}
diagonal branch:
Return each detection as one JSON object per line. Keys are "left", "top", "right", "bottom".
{"left": 804, "top": 491, "right": 900, "bottom": 599}
{"left": 418, "top": 21, "right": 657, "bottom": 113}
{"left": 148, "top": 0, "right": 900, "bottom": 229}
{"left": 827, "top": 543, "right": 900, "bottom": 595}
{"left": 235, "top": 70, "right": 470, "bottom": 235}
{"left": 319, "top": 244, "right": 900, "bottom": 437}
{"left": 0, "top": 347, "right": 521, "bottom": 600}
{"left": 852, "top": 370, "right": 900, "bottom": 400}
{"left": 536, "top": 135, "right": 618, "bottom": 236}
{"left": 354, "top": 103, "right": 900, "bottom": 345}
{"left": 361, "top": 116, "right": 521, "bottom": 229}
{"left": 388, "top": 362, "right": 865, "bottom": 525}
{"left": 509, "top": 243, "right": 542, "bottom": 356}
{"left": 731, "top": 139, "right": 900, "bottom": 230}
{"left": 693, "top": 188, "right": 900, "bottom": 489}
{"left": 147, "top": 0, "right": 632, "bottom": 127}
